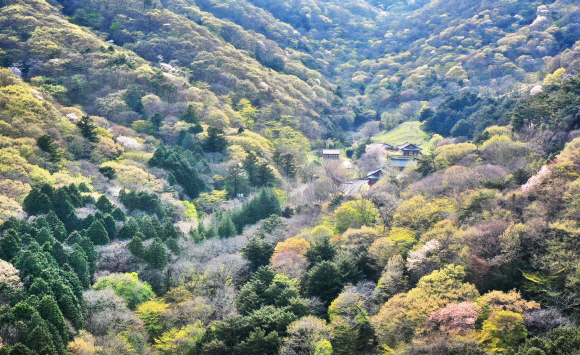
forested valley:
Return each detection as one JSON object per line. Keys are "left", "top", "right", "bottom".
{"left": 2, "top": 0, "right": 580, "bottom": 354}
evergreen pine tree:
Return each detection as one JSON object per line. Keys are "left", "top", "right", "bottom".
{"left": 203, "top": 127, "right": 228, "bottom": 152}
{"left": 162, "top": 221, "right": 183, "bottom": 241}
{"left": 65, "top": 184, "right": 83, "bottom": 207}
{"left": 29, "top": 277, "right": 52, "bottom": 297}
{"left": 139, "top": 217, "right": 158, "bottom": 240}
{"left": 57, "top": 292, "right": 84, "bottom": 330}
{"left": 69, "top": 245, "right": 90, "bottom": 288}
{"left": 205, "top": 224, "right": 216, "bottom": 239}
{"left": 40, "top": 184, "right": 55, "bottom": 199}
{"left": 189, "top": 228, "right": 202, "bottom": 243}
{"left": 65, "top": 231, "right": 82, "bottom": 246}
{"left": 196, "top": 221, "right": 205, "bottom": 237}
{"left": 165, "top": 237, "right": 180, "bottom": 255}
{"left": 218, "top": 213, "right": 238, "bottom": 238}
{"left": 86, "top": 220, "right": 109, "bottom": 245}
{"left": 60, "top": 264, "right": 84, "bottom": 303}
{"left": 128, "top": 235, "right": 147, "bottom": 259}
{"left": 151, "top": 217, "right": 164, "bottom": 237}
{"left": 45, "top": 211, "right": 67, "bottom": 242}
{"left": 181, "top": 103, "right": 200, "bottom": 123}
{"left": 243, "top": 152, "right": 259, "bottom": 185}
{"left": 305, "top": 235, "right": 336, "bottom": 263}
{"left": 150, "top": 113, "right": 164, "bottom": 130}
{"left": 50, "top": 242, "right": 68, "bottom": 266}
{"left": 38, "top": 295, "right": 68, "bottom": 346}
{"left": 52, "top": 190, "right": 75, "bottom": 221}
{"left": 182, "top": 133, "right": 198, "bottom": 151}
{"left": 224, "top": 165, "right": 250, "bottom": 198}
{"left": 99, "top": 166, "right": 117, "bottom": 180}
{"left": 0, "top": 229, "right": 21, "bottom": 261}
{"left": 78, "top": 183, "right": 91, "bottom": 192}
{"left": 76, "top": 115, "right": 98, "bottom": 142}
{"left": 146, "top": 238, "right": 168, "bottom": 269}
{"left": 22, "top": 189, "right": 53, "bottom": 215}
{"left": 36, "top": 227, "right": 54, "bottom": 245}
{"left": 306, "top": 261, "right": 344, "bottom": 306}
{"left": 111, "top": 207, "right": 126, "bottom": 221}
{"left": 78, "top": 237, "right": 98, "bottom": 276}
{"left": 255, "top": 162, "right": 277, "bottom": 187}
{"left": 8, "top": 343, "right": 35, "bottom": 355}
{"left": 117, "top": 218, "right": 139, "bottom": 240}
{"left": 241, "top": 235, "right": 274, "bottom": 270}
{"left": 95, "top": 195, "right": 114, "bottom": 214}
{"left": 102, "top": 215, "right": 117, "bottom": 240}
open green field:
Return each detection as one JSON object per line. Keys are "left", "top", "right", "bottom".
{"left": 373, "top": 121, "right": 432, "bottom": 147}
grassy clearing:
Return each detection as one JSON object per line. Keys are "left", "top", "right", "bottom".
{"left": 373, "top": 121, "right": 432, "bottom": 147}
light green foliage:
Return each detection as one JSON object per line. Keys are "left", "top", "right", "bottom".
{"left": 280, "top": 316, "right": 333, "bottom": 355}
{"left": 372, "top": 265, "right": 479, "bottom": 348}
{"left": 393, "top": 195, "right": 457, "bottom": 233}
{"left": 435, "top": 143, "right": 478, "bottom": 169}
{"left": 93, "top": 272, "right": 154, "bottom": 310}
{"left": 333, "top": 199, "right": 380, "bottom": 234}
{"left": 136, "top": 299, "right": 170, "bottom": 341}
{"left": 182, "top": 201, "right": 199, "bottom": 222}
{"left": 328, "top": 291, "right": 374, "bottom": 354}
{"left": 481, "top": 311, "right": 527, "bottom": 351}
{"left": 154, "top": 321, "right": 205, "bottom": 354}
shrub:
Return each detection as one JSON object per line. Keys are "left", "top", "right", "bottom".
{"left": 93, "top": 272, "right": 154, "bottom": 310}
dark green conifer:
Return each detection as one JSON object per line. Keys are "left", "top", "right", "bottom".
{"left": 111, "top": 207, "right": 126, "bottom": 221}
{"left": 50, "top": 242, "right": 68, "bottom": 266}
{"left": 57, "top": 292, "right": 84, "bottom": 330}
{"left": 23, "top": 189, "right": 52, "bottom": 215}
{"left": 218, "top": 213, "right": 237, "bottom": 238}
{"left": 139, "top": 217, "right": 158, "bottom": 240}
{"left": 181, "top": 104, "right": 200, "bottom": 123}
{"left": 69, "top": 245, "right": 90, "bottom": 288}
{"left": 128, "top": 235, "right": 147, "bottom": 259}
{"left": 86, "top": 220, "right": 109, "bottom": 245}
{"left": 162, "top": 221, "right": 182, "bottom": 241}
{"left": 146, "top": 238, "right": 168, "bottom": 269}
{"left": 0, "top": 229, "right": 21, "bottom": 261}
{"left": 39, "top": 295, "right": 68, "bottom": 345}
{"left": 65, "top": 231, "right": 82, "bottom": 245}
{"left": 102, "top": 215, "right": 117, "bottom": 240}
{"left": 76, "top": 115, "right": 98, "bottom": 142}
{"left": 95, "top": 195, "right": 114, "bottom": 214}
{"left": 36, "top": 227, "right": 54, "bottom": 245}
{"left": 241, "top": 235, "right": 274, "bottom": 270}
{"left": 165, "top": 237, "right": 180, "bottom": 255}
{"left": 78, "top": 237, "right": 97, "bottom": 275}
{"left": 29, "top": 278, "right": 52, "bottom": 297}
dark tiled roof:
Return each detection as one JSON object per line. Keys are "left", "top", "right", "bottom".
{"left": 397, "top": 142, "right": 422, "bottom": 151}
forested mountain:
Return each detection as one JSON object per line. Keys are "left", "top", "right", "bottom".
{"left": 2, "top": 0, "right": 580, "bottom": 354}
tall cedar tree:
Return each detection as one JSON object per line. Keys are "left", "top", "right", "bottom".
{"left": 76, "top": 115, "right": 99, "bottom": 142}
{"left": 241, "top": 235, "right": 274, "bottom": 269}
{"left": 181, "top": 103, "right": 200, "bottom": 123}
{"left": 273, "top": 151, "right": 298, "bottom": 179}
{"left": 224, "top": 164, "right": 250, "bottom": 198}
{"left": 203, "top": 127, "right": 228, "bottom": 152}
{"left": 22, "top": 189, "right": 53, "bottom": 215}
{"left": 128, "top": 235, "right": 147, "bottom": 259}
{"left": 148, "top": 145, "right": 205, "bottom": 198}
{"left": 86, "top": 220, "right": 109, "bottom": 245}
{"left": 36, "top": 134, "right": 61, "bottom": 162}
{"left": 95, "top": 195, "right": 114, "bottom": 214}
{"left": 147, "top": 238, "right": 168, "bottom": 269}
